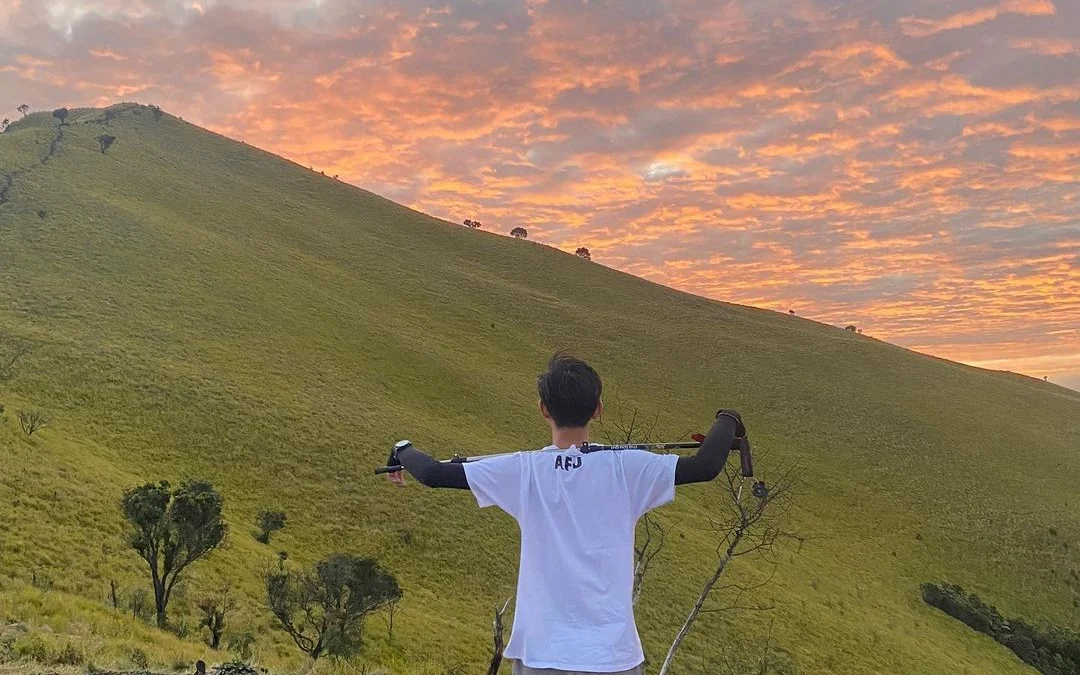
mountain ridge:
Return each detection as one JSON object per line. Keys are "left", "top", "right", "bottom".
{"left": 0, "top": 103, "right": 1077, "bottom": 674}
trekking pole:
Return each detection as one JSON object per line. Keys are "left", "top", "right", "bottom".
{"left": 374, "top": 434, "right": 758, "bottom": 478}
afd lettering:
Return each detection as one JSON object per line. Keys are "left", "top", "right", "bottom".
{"left": 554, "top": 455, "right": 583, "bottom": 471}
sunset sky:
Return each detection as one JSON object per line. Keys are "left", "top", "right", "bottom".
{"left": 2, "top": 0, "right": 1078, "bottom": 389}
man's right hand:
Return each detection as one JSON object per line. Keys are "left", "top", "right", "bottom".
{"left": 386, "top": 444, "right": 407, "bottom": 487}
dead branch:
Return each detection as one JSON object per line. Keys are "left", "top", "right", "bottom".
{"left": 486, "top": 597, "right": 512, "bottom": 675}
{"left": 658, "top": 460, "right": 802, "bottom": 675}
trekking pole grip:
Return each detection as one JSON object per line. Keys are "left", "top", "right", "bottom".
{"left": 737, "top": 437, "right": 754, "bottom": 477}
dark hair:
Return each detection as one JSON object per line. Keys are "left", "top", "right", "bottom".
{"left": 537, "top": 352, "right": 603, "bottom": 428}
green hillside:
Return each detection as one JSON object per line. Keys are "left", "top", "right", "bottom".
{"left": 1, "top": 104, "right": 1078, "bottom": 674}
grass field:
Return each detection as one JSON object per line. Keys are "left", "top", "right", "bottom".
{"left": 1, "top": 104, "right": 1078, "bottom": 674}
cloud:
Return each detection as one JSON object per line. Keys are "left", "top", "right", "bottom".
{"left": 899, "top": 0, "right": 1056, "bottom": 38}
{"left": 1, "top": 0, "right": 1078, "bottom": 387}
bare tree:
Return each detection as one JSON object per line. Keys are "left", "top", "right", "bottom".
{"left": 17, "top": 409, "right": 47, "bottom": 436}
{"left": 597, "top": 397, "right": 684, "bottom": 606}
{"left": 634, "top": 514, "right": 666, "bottom": 607}
{"left": 197, "top": 585, "right": 235, "bottom": 649}
{"left": 383, "top": 595, "right": 401, "bottom": 642}
{"left": 658, "top": 464, "right": 801, "bottom": 675}
{"left": 129, "top": 587, "right": 150, "bottom": 621}
{"left": 18, "top": 104, "right": 29, "bottom": 118}
{"left": 486, "top": 598, "right": 512, "bottom": 675}
{"left": 0, "top": 336, "right": 32, "bottom": 382}
{"left": 109, "top": 579, "right": 122, "bottom": 610}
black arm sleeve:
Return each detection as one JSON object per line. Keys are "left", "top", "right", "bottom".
{"left": 397, "top": 445, "right": 471, "bottom": 489}
{"left": 674, "top": 414, "right": 739, "bottom": 485}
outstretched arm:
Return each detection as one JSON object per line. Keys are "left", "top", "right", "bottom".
{"left": 394, "top": 443, "right": 471, "bottom": 489}
{"left": 674, "top": 411, "right": 743, "bottom": 485}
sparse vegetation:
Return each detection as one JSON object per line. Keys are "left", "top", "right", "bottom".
{"left": 463, "top": 219, "right": 481, "bottom": 229}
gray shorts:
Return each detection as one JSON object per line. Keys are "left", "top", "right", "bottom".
{"left": 510, "top": 661, "right": 643, "bottom": 675}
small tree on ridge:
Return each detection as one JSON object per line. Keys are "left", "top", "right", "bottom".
{"left": 97, "top": 134, "right": 116, "bottom": 155}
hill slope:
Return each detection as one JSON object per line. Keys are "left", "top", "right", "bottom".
{"left": 1, "top": 104, "right": 1078, "bottom": 674}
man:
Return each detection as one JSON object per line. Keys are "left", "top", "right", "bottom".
{"left": 387, "top": 352, "right": 744, "bottom": 674}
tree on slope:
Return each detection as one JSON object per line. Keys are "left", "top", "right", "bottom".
{"left": 121, "top": 480, "right": 227, "bottom": 629}
{"left": 265, "top": 553, "right": 401, "bottom": 660}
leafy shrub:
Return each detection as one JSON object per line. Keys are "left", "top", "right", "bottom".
{"left": 255, "top": 510, "right": 286, "bottom": 544}
{"left": 212, "top": 659, "right": 261, "bottom": 675}
{"left": 14, "top": 633, "right": 51, "bottom": 662}
{"left": 54, "top": 642, "right": 84, "bottom": 665}
{"left": 227, "top": 632, "right": 256, "bottom": 660}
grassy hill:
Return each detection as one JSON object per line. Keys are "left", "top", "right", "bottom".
{"left": 1, "top": 104, "right": 1078, "bottom": 674}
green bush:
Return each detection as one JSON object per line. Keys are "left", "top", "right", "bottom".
{"left": 921, "top": 582, "right": 1080, "bottom": 674}
{"left": 13, "top": 633, "right": 51, "bottom": 662}
{"left": 54, "top": 642, "right": 85, "bottom": 665}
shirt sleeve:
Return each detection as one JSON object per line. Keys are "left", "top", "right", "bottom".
{"left": 620, "top": 450, "right": 679, "bottom": 518}
{"left": 462, "top": 453, "right": 525, "bottom": 518}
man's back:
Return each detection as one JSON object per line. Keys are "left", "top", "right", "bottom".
{"left": 464, "top": 445, "right": 678, "bottom": 671}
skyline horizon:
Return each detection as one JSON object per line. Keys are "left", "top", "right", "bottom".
{"left": 5, "top": 99, "right": 1078, "bottom": 392}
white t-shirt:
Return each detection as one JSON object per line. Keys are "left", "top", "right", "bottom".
{"left": 463, "top": 445, "right": 679, "bottom": 672}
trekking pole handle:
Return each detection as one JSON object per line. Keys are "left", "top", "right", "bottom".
{"left": 737, "top": 437, "right": 754, "bottom": 477}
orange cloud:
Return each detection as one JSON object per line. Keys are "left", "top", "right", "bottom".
{"left": 1, "top": 0, "right": 1078, "bottom": 387}
{"left": 899, "top": 0, "right": 1056, "bottom": 38}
